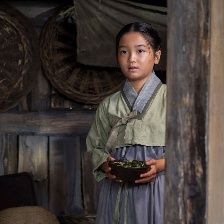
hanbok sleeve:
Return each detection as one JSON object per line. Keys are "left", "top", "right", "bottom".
{"left": 86, "top": 101, "right": 111, "bottom": 182}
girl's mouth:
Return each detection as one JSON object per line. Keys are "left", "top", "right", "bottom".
{"left": 128, "top": 66, "right": 138, "bottom": 71}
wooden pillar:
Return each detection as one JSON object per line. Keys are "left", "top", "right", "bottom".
{"left": 207, "top": 0, "right": 224, "bottom": 223}
{"left": 165, "top": 0, "right": 209, "bottom": 223}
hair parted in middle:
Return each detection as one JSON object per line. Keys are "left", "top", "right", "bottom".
{"left": 115, "top": 22, "right": 162, "bottom": 56}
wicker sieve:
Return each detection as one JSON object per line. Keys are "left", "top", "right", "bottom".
{"left": 0, "top": 3, "right": 40, "bottom": 111}
{"left": 40, "top": 5, "right": 125, "bottom": 105}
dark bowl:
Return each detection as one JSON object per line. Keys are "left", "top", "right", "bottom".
{"left": 109, "top": 160, "right": 150, "bottom": 182}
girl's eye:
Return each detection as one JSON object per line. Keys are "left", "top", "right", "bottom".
{"left": 120, "top": 50, "right": 127, "bottom": 55}
{"left": 138, "top": 49, "right": 145, "bottom": 53}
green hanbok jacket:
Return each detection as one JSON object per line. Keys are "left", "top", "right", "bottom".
{"left": 86, "top": 82, "right": 166, "bottom": 182}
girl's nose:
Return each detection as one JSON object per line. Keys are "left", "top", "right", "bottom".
{"left": 128, "top": 53, "right": 136, "bottom": 63}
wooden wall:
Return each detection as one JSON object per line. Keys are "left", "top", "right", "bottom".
{"left": 165, "top": 0, "right": 224, "bottom": 223}
{"left": 3, "top": 0, "right": 224, "bottom": 222}
{"left": 165, "top": 0, "right": 209, "bottom": 223}
{"left": 207, "top": 0, "right": 224, "bottom": 222}
{"left": 0, "top": 0, "right": 167, "bottom": 219}
{"left": 0, "top": 0, "right": 100, "bottom": 217}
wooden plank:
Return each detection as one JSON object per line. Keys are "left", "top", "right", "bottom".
{"left": 31, "top": 69, "right": 51, "bottom": 111}
{"left": 165, "top": 0, "right": 209, "bottom": 223}
{"left": 0, "top": 133, "right": 18, "bottom": 175}
{"left": 0, "top": 111, "right": 95, "bottom": 135}
{"left": 18, "top": 135, "right": 48, "bottom": 208}
{"left": 50, "top": 88, "right": 96, "bottom": 110}
{"left": 82, "top": 151, "right": 102, "bottom": 215}
{"left": 207, "top": 0, "right": 224, "bottom": 222}
{"left": 0, "top": 133, "right": 5, "bottom": 175}
{"left": 49, "top": 136, "right": 86, "bottom": 216}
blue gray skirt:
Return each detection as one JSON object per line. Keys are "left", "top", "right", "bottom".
{"left": 96, "top": 145, "right": 165, "bottom": 224}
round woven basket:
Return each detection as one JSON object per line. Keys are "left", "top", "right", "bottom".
{"left": 0, "top": 3, "right": 40, "bottom": 111}
{"left": 0, "top": 206, "right": 60, "bottom": 224}
{"left": 40, "top": 5, "right": 125, "bottom": 105}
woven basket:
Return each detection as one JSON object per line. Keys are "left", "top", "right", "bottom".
{"left": 0, "top": 3, "right": 40, "bottom": 111}
{"left": 0, "top": 206, "right": 60, "bottom": 224}
{"left": 40, "top": 5, "right": 125, "bottom": 105}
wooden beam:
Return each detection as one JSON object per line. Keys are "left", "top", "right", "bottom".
{"left": 165, "top": 0, "right": 209, "bottom": 223}
{"left": 0, "top": 111, "right": 95, "bottom": 135}
{"left": 207, "top": 0, "right": 224, "bottom": 222}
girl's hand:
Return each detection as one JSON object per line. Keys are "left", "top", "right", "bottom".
{"left": 100, "top": 156, "right": 118, "bottom": 181}
{"left": 135, "top": 158, "right": 165, "bottom": 184}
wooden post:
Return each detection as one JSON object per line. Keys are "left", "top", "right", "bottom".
{"left": 165, "top": 0, "right": 209, "bottom": 223}
{"left": 207, "top": 0, "right": 224, "bottom": 223}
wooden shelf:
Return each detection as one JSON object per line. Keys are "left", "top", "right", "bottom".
{"left": 0, "top": 110, "right": 95, "bottom": 136}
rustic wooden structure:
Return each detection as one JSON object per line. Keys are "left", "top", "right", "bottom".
{"left": 0, "top": 1, "right": 101, "bottom": 218}
{"left": 165, "top": 0, "right": 224, "bottom": 223}
{"left": 207, "top": 0, "right": 224, "bottom": 223}
{"left": 1, "top": 0, "right": 224, "bottom": 223}
{"left": 0, "top": 1, "right": 168, "bottom": 220}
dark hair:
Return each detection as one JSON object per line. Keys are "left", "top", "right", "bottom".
{"left": 116, "top": 22, "right": 162, "bottom": 55}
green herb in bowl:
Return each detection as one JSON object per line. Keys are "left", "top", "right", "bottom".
{"left": 109, "top": 160, "right": 150, "bottom": 181}
{"left": 112, "top": 160, "right": 147, "bottom": 168}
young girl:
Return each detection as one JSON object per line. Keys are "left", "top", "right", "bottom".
{"left": 86, "top": 22, "right": 166, "bottom": 224}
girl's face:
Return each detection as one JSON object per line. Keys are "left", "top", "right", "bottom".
{"left": 118, "top": 32, "right": 161, "bottom": 88}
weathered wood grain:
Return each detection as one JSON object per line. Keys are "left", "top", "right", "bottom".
{"left": 0, "top": 111, "right": 95, "bottom": 135}
{"left": 0, "top": 133, "right": 18, "bottom": 175}
{"left": 82, "top": 151, "right": 102, "bottom": 215}
{"left": 165, "top": 0, "right": 209, "bottom": 223}
{"left": 207, "top": 0, "right": 224, "bottom": 222}
{"left": 0, "top": 0, "right": 99, "bottom": 218}
{"left": 18, "top": 135, "right": 48, "bottom": 208}
{"left": 31, "top": 70, "right": 52, "bottom": 111}
{"left": 49, "top": 136, "right": 86, "bottom": 216}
